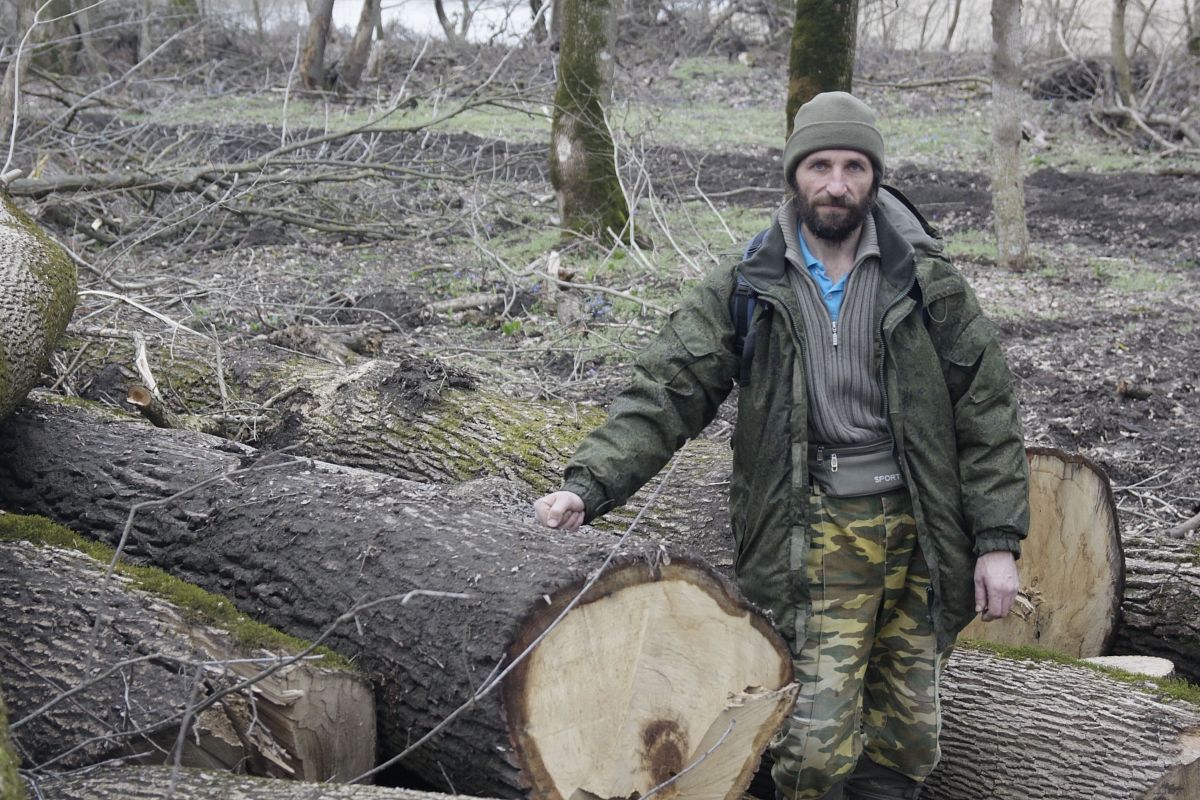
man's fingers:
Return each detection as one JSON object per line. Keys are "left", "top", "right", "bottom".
{"left": 533, "top": 491, "right": 584, "bottom": 531}
{"left": 973, "top": 572, "right": 986, "bottom": 615}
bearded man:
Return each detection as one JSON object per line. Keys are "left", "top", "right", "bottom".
{"left": 534, "top": 92, "right": 1029, "bottom": 800}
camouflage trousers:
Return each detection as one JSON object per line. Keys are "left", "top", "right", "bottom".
{"left": 771, "top": 487, "right": 943, "bottom": 800}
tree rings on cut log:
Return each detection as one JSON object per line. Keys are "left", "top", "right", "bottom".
{"left": 960, "top": 447, "right": 1122, "bottom": 657}
{"left": 503, "top": 558, "right": 796, "bottom": 800}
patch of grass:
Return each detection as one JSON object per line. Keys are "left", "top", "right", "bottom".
{"left": 1087, "top": 256, "right": 1182, "bottom": 293}
{"left": 882, "top": 109, "right": 993, "bottom": 171}
{"left": 944, "top": 228, "right": 997, "bottom": 263}
{"left": 129, "top": 95, "right": 552, "bottom": 143}
{"left": 961, "top": 638, "right": 1200, "bottom": 706}
{"left": 0, "top": 512, "right": 351, "bottom": 670}
{"left": 613, "top": 101, "right": 782, "bottom": 153}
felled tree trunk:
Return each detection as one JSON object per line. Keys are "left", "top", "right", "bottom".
{"left": 929, "top": 646, "right": 1200, "bottom": 800}
{"left": 62, "top": 334, "right": 731, "bottom": 557}
{"left": 1116, "top": 532, "right": 1200, "bottom": 683}
{"left": 0, "top": 536, "right": 374, "bottom": 781}
{"left": 0, "top": 192, "right": 76, "bottom": 421}
{"left": 0, "top": 397, "right": 796, "bottom": 800}
{"left": 62, "top": 335, "right": 1199, "bottom": 677}
{"left": 35, "top": 765, "right": 495, "bottom": 800}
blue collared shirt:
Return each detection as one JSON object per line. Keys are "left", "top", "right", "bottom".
{"left": 797, "top": 225, "right": 848, "bottom": 321}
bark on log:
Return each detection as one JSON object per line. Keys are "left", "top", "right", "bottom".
{"left": 1116, "top": 532, "right": 1200, "bottom": 682}
{"left": 34, "top": 765, "right": 499, "bottom": 800}
{"left": 0, "top": 397, "right": 795, "bottom": 800}
{"left": 928, "top": 646, "right": 1200, "bottom": 800}
{"left": 0, "top": 192, "right": 76, "bottom": 421}
{"left": 0, "top": 537, "right": 375, "bottom": 780}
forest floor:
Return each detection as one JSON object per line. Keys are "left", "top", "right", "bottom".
{"left": 29, "top": 37, "right": 1200, "bottom": 546}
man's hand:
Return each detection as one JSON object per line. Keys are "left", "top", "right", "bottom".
{"left": 533, "top": 491, "right": 585, "bottom": 531}
{"left": 974, "top": 550, "right": 1019, "bottom": 621}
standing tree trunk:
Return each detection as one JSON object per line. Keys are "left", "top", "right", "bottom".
{"left": 786, "top": 1, "right": 859, "bottom": 136}
{"left": 0, "top": 0, "right": 33, "bottom": 154}
{"left": 530, "top": 0, "right": 548, "bottom": 41}
{"left": 942, "top": 0, "right": 963, "bottom": 49}
{"left": 1111, "top": 0, "right": 1135, "bottom": 106}
{"left": 433, "top": 0, "right": 463, "bottom": 43}
{"left": 301, "top": 0, "right": 336, "bottom": 90}
{"left": 1189, "top": 0, "right": 1200, "bottom": 54}
{"left": 548, "top": 0, "right": 629, "bottom": 241}
{"left": 341, "top": 0, "right": 379, "bottom": 90}
{"left": 550, "top": 0, "right": 564, "bottom": 42}
{"left": 989, "top": 0, "right": 1029, "bottom": 271}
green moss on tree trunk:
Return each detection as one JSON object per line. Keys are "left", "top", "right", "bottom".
{"left": 0, "top": 512, "right": 351, "bottom": 671}
{"left": 786, "top": 0, "right": 860, "bottom": 134}
{"left": 0, "top": 191, "right": 77, "bottom": 420}
{"left": 548, "top": 0, "right": 629, "bottom": 241}
{"left": 0, "top": 688, "right": 23, "bottom": 800}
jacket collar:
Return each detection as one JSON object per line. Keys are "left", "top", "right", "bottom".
{"left": 739, "top": 186, "right": 940, "bottom": 296}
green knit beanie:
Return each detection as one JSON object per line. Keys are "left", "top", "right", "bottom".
{"left": 783, "top": 92, "right": 885, "bottom": 185}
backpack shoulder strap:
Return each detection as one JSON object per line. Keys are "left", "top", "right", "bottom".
{"left": 731, "top": 228, "right": 771, "bottom": 386}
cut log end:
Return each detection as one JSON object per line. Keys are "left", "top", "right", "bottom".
{"left": 504, "top": 559, "right": 794, "bottom": 800}
{"left": 960, "top": 447, "right": 1123, "bottom": 657}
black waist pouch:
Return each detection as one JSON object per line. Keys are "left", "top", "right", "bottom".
{"left": 807, "top": 438, "right": 905, "bottom": 497}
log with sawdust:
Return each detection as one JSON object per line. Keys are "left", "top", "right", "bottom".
{"left": 34, "top": 765, "right": 496, "bottom": 800}
{"left": 0, "top": 396, "right": 796, "bottom": 800}
{"left": 57, "top": 333, "right": 1199, "bottom": 678}
{"left": 927, "top": 645, "right": 1200, "bottom": 800}
{"left": 0, "top": 534, "right": 374, "bottom": 781}
{"left": 0, "top": 192, "right": 76, "bottom": 421}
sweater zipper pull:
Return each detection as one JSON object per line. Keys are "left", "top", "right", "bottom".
{"left": 831, "top": 319, "right": 839, "bottom": 347}
{"left": 830, "top": 453, "right": 839, "bottom": 472}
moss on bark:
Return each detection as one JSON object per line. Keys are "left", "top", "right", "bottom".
{"left": 0, "top": 191, "right": 77, "bottom": 421}
{"left": 786, "top": 0, "right": 859, "bottom": 134}
{"left": 549, "top": 0, "right": 629, "bottom": 241}
{"left": 0, "top": 687, "right": 25, "bottom": 800}
{"left": 0, "top": 512, "right": 351, "bottom": 671}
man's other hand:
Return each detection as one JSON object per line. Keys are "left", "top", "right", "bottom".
{"left": 533, "top": 491, "right": 585, "bottom": 531}
{"left": 974, "top": 550, "right": 1019, "bottom": 621}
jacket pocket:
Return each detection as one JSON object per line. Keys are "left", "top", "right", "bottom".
{"left": 942, "top": 316, "right": 1011, "bottom": 406}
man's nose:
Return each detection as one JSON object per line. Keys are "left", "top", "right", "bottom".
{"left": 826, "top": 174, "right": 849, "bottom": 196}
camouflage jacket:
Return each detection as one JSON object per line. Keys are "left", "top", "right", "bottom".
{"left": 561, "top": 189, "right": 1030, "bottom": 650}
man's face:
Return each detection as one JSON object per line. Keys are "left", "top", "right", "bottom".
{"left": 792, "top": 149, "right": 876, "bottom": 243}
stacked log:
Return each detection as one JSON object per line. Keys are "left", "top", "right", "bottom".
{"left": 0, "top": 535, "right": 374, "bottom": 780}
{"left": 33, "top": 765, "right": 496, "bottom": 800}
{"left": 0, "top": 397, "right": 796, "bottom": 800}
{"left": 60, "top": 336, "right": 1195, "bottom": 680}
{"left": 929, "top": 646, "right": 1200, "bottom": 800}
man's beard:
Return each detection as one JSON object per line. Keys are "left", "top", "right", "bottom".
{"left": 797, "top": 192, "right": 874, "bottom": 243}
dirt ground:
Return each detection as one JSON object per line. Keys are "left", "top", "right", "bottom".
{"left": 40, "top": 42, "right": 1200, "bottom": 547}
